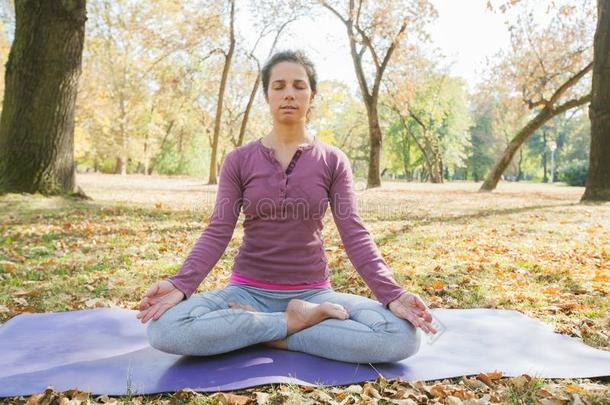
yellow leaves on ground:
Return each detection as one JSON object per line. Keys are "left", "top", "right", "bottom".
{"left": 592, "top": 270, "right": 608, "bottom": 283}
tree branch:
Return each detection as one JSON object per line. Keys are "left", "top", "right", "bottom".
{"left": 548, "top": 61, "right": 593, "bottom": 106}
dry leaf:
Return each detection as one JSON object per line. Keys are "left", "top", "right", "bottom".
{"left": 84, "top": 298, "right": 116, "bottom": 308}
{"left": 254, "top": 391, "right": 270, "bottom": 404}
{"left": 363, "top": 382, "right": 382, "bottom": 399}
{"left": 210, "top": 392, "right": 252, "bottom": 405}
{"left": 446, "top": 396, "right": 463, "bottom": 405}
{"left": 0, "top": 260, "right": 17, "bottom": 273}
{"left": 429, "top": 383, "right": 448, "bottom": 399}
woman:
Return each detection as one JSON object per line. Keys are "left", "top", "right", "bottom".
{"left": 137, "top": 50, "right": 437, "bottom": 364}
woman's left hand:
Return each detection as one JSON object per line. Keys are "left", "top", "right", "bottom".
{"left": 388, "top": 292, "right": 438, "bottom": 334}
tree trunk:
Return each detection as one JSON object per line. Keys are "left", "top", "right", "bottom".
{"left": 237, "top": 71, "right": 260, "bottom": 147}
{"left": 208, "top": 0, "right": 235, "bottom": 185}
{"left": 365, "top": 102, "right": 382, "bottom": 188}
{"left": 582, "top": 0, "right": 610, "bottom": 201}
{"left": 542, "top": 130, "right": 548, "bottom": 182}
{"left": 479, "top": 93, "right": 592, "bottom": 192}
{"left": 423, "top": 131, "right": 443, "bottom": 183}
{"left": 408, "top": 109, "right": 443, "bottom": 183}
{"left": 118, "top": 90, "right": 128, "bottom": 175}
{"left": 480, "top": 55, "right": 593, "bottom": 192}
{"left": 0, "top": 0, "right": 87, "bottom": 195}
{"left": 517, "top": 148, "right": 524, "bottom": 181}
{"left": 393, "top": 106, "right": 434, "bottom": 182}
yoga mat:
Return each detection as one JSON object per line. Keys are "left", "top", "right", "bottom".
{"left": 1, "top": 307, "right": 609, "bottom": 397}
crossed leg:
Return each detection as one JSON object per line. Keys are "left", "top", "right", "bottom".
{"left": 231, "top": 289, "right": 422, "bottom": 363}
{"left": 147, "top": 285, "right": 421, "bottom": 363}
{"left": 280, "top": 289, "right": 422, "bottom": 363}
{"left": 146, "top": 285, "right": 347, "bottom": 356}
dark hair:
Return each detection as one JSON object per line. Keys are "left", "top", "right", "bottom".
{"left": 261, "top": 49, "right": 318, "bottom": 122}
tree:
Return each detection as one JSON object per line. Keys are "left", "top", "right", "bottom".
{"left": 208, "top": 0, "right": 235, "bottom": 185}
{"left": 78, "top": 0, "right": 222, "bottom": 176}
{"left": 479, "top": 0, "right": 594, "bottom": 191}
{"left": 383, "top": 48, "right": 471, "bottom": 183}
{"left": 311, "top": 80, "right": 370, "bottom": 175}
{"left": 229, "top": 0, "right": 306, "bottom": 149}
{"left": 0, "top": 0, "right": 87, "bottom": 195}
{"left": 582, "top": 0, "right": 610, "bottom": 201}
{"left": 320, "top": 0, "right": 436, "bottom": 188}
{"left": 468, "top": 81, "right": 526, "bottom": 182}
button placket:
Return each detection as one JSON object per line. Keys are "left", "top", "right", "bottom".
{"left": 270, "top": 148, "right": 303, "bottom": 201}
{"left": 263, "top": 143, "right": 309, "bottom": 204}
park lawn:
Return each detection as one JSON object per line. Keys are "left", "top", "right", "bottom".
{"left": 0, "top": 174, "right": 609, "bottom": 404}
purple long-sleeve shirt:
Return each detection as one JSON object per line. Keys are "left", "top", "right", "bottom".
{"left": 167, "top": 137, "right": 407, "bottom": 308}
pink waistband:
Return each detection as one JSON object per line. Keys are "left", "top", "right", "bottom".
{"left": 228, "top": 271, "right": 331, "bottom": 290}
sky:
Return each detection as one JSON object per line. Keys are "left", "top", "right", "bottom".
{"left": 0, "top": 0, "right": 536, "bottom": 95}
{"left": 240, "top": 0, "right": 514, "bottom": 94}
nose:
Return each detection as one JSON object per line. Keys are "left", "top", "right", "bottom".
{"left": 283, "top": 87, "right": 296, "bottom": 99}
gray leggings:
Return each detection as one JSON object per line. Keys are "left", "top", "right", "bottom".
{"left": 147, "top": 283, "right": 422, "bottom": 363}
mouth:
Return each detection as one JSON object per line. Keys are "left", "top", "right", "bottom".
{"left": 280, "top": 106, "right": 298, "bottom": 110}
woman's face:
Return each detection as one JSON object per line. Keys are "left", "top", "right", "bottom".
{"left": 265, "top": 61, "right": 314, "bottom": 125}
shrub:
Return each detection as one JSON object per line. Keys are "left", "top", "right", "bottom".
{"left": 558, "top": 159, "right": 588, "bottom": 186}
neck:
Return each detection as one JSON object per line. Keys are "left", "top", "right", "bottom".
{"left": 267, "top": 122, "right": 312, "bottom": 147}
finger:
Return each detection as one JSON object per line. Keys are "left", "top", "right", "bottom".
{"left": 418, "top": 307, "right": 433, "bottom": 322}
{"left": 416, "top": 318, "right": 435, "bottom": 334}
{"left": 412, "top": 295, "right": 430, "bottom": 313}
{"left": 138, "top": 297, "right": 151, "bottom": 311}
{"left": 397, "top": 307, "right": 435, "bottom": 334}
{"left": 395, "top": 307, "right": 427, "bottom": 332}
{"left": 408, "top": 296, "right": 433, "bottom": 322}
{"left": 142, "top": 304, "right": 160, "bottom": 324}
{"left": 145, "top": 283, "right": 160, "bottom": 298}
{"left": 138, "top": 308, "right": 150, "bottom": 323}
{"left": 140, "top": 307, "right": 154, "bottom": 324}
{"left": 421, "top": 320, "right": 437, "bottom": 334}
{"left": 151, "top": 303, "right": 169, "bottom": 321}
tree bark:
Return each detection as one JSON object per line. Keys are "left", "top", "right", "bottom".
{"left": 582, "top": 0, "right": 610, "bottom": 201}
{"left": 365, "top": 102, "right": 382, "bottom": 187}
{"left": 208, "top": 0, "right": 235, "bottom": 185}
{"left": 0, "top": 0, "right": 87, "bottom": 195}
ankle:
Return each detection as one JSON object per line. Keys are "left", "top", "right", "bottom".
{"left": 263, "top": 339, "right": 288, "bottom": 350}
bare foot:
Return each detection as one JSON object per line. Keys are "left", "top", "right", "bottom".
{"left": 263, "top": 338, "right": 288, "bottom": 349}
{"left": 285, "top": 299, "right": 349, "bottom": 335}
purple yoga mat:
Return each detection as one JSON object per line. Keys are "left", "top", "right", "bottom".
{"left": 1, "top": 307, "right": 609, "bottom": 397}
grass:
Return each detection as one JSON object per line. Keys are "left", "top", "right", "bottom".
{"left": 0, "top": 174, "right": 609, "bottom": 404}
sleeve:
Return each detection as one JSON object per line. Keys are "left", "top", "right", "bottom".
{"left": 167, "top": 149, "right": 243, "bottom": 299}
{"left": 329, "top": 149, "right": 406, "bottom": 308}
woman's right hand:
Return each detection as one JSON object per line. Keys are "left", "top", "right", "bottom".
{"left": 136, "top": 280, "right": 185, "bottom": 324}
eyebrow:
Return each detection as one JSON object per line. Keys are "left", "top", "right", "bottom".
{"left": 271, "top": 79, "right": 307, "bottom": 84}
